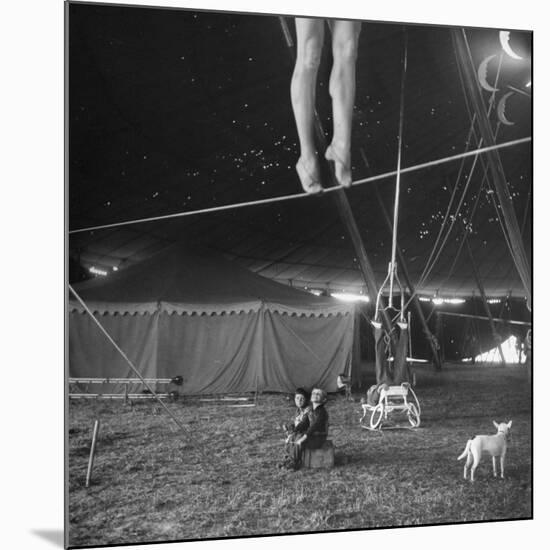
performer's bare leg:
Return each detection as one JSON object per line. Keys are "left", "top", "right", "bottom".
{"left": 291, "top": 18, "right": 325, "bottom": 194}
{"left": 326, "top": 20, "right": 361, "bottom": 188}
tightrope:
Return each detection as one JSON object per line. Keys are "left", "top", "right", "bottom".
{"left": 69, "top": 137, "right": 531, "bottom": 235}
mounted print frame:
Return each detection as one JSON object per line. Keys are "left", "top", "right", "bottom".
{"left": 65, "top": 1, "right": 533, "bottom": 548}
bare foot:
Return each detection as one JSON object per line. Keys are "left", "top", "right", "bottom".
{"left": 296, "top": 156, "right": 323, "bottom": 194}
{"left": 325, "top": 144, "right": 352, "bottom": 188}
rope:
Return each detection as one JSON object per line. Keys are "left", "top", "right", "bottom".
{"left": 417, "top": 119, "right": 477, "bottom": 286}
{"left": 520, "top": 173, "right": 532, "bottom": 238}
{"left": 389, "top": 30, "right": 408, "bottom": 303}
{"left": 454, "top": 46, "right": 517, "bottom": 274}
{"left": 486, "top": 183, "right": 516, "bottom": 263}
{"left": 415, "top": 139, "right": 481, "bottom": 291}
{"left": 438, "top": 176, "right": 486, "bottom": 293}
{"left": 68, "top": 285, "right": 212, "bottom": 465}
{"left": 398, "top": 157, "right": 498, "bottom": 317}
{"left": 455, "top": 28, "right": 531, "bottom": 304}
{"left": 68, "top": 137, "right": 531, "bottom": 235}
{"left": 456, "top": 59, "right": 517, "bottom": 288}
{"left": 416, "top": 50, "right": 504, "bottom": 291}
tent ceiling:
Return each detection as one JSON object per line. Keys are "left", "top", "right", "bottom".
{"left": 69, "top": 243, "right": 356, "bottom": 317}
{"left": 68, "top": 4, "right": 532, "bottom": 299}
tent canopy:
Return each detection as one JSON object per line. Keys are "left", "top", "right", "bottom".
{"left": 69, "top": 243, "right": 355, "bottom": 317}
{"left": 69, "top": 244, "right": 358, "bottom": 394}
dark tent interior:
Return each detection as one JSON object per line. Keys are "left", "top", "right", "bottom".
{"left": 68, "top": 3, "right": 532, "bottom": 371}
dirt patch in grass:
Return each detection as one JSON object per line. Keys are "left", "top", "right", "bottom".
{"left": 67, "top": 364, "right": 532, "bottom": 547}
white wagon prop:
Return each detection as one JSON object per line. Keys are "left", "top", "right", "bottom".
{"left": 360, "top": 382, "right": 421, "bottom": 430}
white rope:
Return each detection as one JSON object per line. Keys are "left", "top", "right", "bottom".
{"left": 68, "top": 285, "right": 211, "bottom": 464}
{"left": 416, "top": 51, "right": 504, "bottom": 290}
{"left": 69, "top": 138, "right": 531, "bottom": 235}
{"left": 415, "top": 137, "right": 483, "bottom": 290}
{"left": 388, "top": 30, "right": 408, "bottom": 306}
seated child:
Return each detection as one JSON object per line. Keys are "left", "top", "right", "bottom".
{"left": 284, "top": 388, "right": 310, "bottom": 434}
{"left": 281, "top": 388, "right": 311, "bottom": 469}
{"left": 291, "top": 388, "right": 329, "bottom": 468}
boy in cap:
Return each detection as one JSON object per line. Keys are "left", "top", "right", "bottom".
{"left": 291, "top": 388, "right": 329, "bottom": 468}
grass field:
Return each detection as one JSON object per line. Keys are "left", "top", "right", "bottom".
{"left": 67, "top": 363, "right": 532, "bottom": 547}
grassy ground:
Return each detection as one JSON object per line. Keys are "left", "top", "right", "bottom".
{"left": 67, "top": 363, "right": 532, "bottom": 547}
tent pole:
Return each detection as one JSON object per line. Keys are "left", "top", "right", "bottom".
{"left": 371, "top": 178, "right": 442, "bottom": 370}
{"left": 328, "top": 181, "right": 396, "bottom": 343}
{"left": 255, "top": 305, "right": 263, "bottom": 405}
{"left": 278, "top": 16, "right": 397, "bottom": 344}
{"left": 408, "top": 310, "right": 412, "bottom": 359}
{"left": 452, "top": 28, "right": 531, "bottom": 306}
{"left": 465, "top": 241, "right": 507, "bottom": 365}
{"left": 85, "top": 420, "right": 100, "bottom": 488}
{"left": 435, "top": 312, "right": 444, "bottom": 365}
{"left": 437, "top": 310, "right": 531, "bottom": 326}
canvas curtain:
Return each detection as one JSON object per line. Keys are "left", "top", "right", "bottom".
{"left": 156, "top": 311, "right": 262, "bottom": 394}
{"left": 69, "top": 311, "right": 159, "bottom": 394}
{"left": 261, "top": 309, "right": 355, "bottom": 392}
{"left": 69, "top": 307, "right": 355, "bottom": 395}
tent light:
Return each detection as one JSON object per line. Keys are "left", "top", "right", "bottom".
{"left": 444, "top": 298, "right": 466, "bottom": 305}
{"left": 112, "top": 266, "right": 119, "bottom": 272}
{"left": 331, "top": 292, "right": 370, "bottom": 303}
{"left": 89, "top": 266, "right": 108, "bottom": 277}
{"left": 473, "top": 335, "right": 524, "bottom": 364}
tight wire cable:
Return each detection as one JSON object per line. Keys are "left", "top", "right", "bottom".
{"left": 69, "top": 137, "right": 530, "bottom": 235}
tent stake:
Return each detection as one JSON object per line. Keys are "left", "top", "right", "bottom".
{"left": 85, "top": 419, "right": 100, "bottom": 488}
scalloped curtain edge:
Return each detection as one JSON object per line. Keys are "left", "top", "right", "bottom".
{"left": 68, "top": 300, "right": 353, "bottom": 318}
